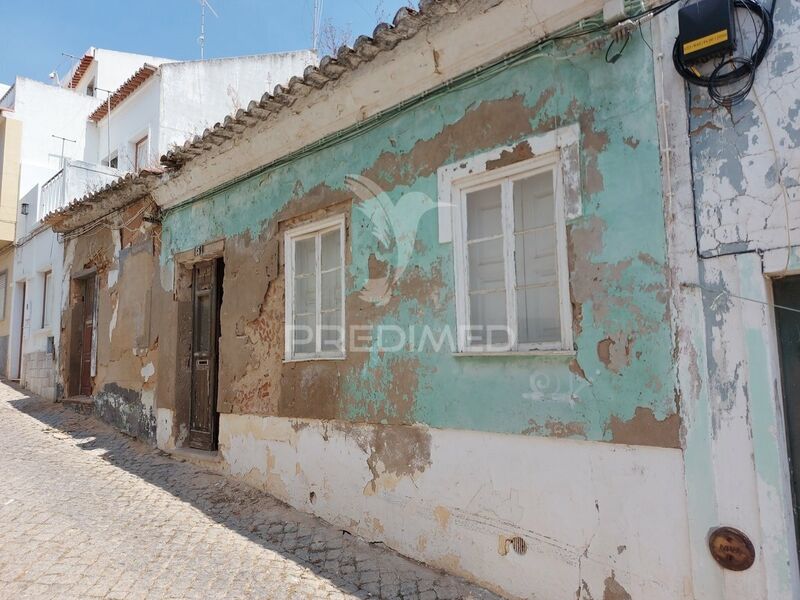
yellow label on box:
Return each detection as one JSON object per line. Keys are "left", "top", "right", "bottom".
{"left": 683, "top": 29, "right": 729, "bottom": 55}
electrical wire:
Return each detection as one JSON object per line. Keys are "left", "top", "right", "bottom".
{"left": 672, "top": 0, "right": 774, "bottom": 106}
{"left": 682, "top": 282, "right": 800, "bottom": 314}
{"left": 162, "top": 0, "right": 686, "bottom": 219}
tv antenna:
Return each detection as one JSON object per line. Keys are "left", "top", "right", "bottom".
{"left": 194, "top": 0, "right": 219, "bottom": 60}
{"left": 312, "top": 0, "right": 324, "bottom": 52}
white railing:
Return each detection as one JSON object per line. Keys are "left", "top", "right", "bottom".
{"left": 38, "top": 161, "right": 121, "bottom": 221}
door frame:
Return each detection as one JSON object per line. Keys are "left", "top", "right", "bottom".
{"left": 773, "top": 275, "right": 800, "bottom": 555}
{"left": 188, "top": 258, "right": 223, "bottom": 450}
{"left": 12, "top": 280, "right": 25, "bottom": 380}
{"left": 77, "top": 273, "right": 98, "bottom": 397}
{"left": 172, "top": 239, "right": 225, "bottom": 451}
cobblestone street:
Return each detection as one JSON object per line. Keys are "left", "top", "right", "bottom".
{"left": 0, "top": 383, "right": 499, "bottom": 600}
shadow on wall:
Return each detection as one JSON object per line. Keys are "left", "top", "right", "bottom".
{"left": 6, "top": 387, "right": 500, "bottom": 600}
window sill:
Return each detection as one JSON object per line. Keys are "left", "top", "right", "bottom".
{"left": 283, "top": 355, "right": 346, "bottom": 364}
{"left": 453, "top": 350, "right": 576, "bottom": 358}
{"left": 34, "top": 326, "right": 53, "bottom": 337}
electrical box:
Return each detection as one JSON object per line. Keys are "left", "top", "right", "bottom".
{"left": 678, "top": 0, "right": 736, "bottom": 64}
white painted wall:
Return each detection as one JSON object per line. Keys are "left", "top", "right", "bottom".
{"left": 158, "top": 51, "right": 317, "bottom": 152}
{"left": 11, "top": 217, "right": 64, "bottom": 390}
{"left": 7, "top": 78, "right": 98, "bottom": 237}
{"left": 5, "top": 49, "right": 177, "bottom": 391}
{"left": 90, "top": 51, "right": 318, "bottom": 171}
{"left": 68, "top": 47, "right": 174, "bottom": 98}
{"left": 655, "top": 4, "right": 800, "bottom": 598}
{"left": 91, "top": 76, "right": 161, "bottom": 170}
{"left": 190, "top": 414, "right": 692, "bottom": 600}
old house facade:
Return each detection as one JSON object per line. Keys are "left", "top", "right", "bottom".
{"left": 1, "top": 48, "right": 173, "bottom": 396}
{"left": 44, "top": 50, "right": 318, "bottom": 438}
{"left": 42, "top": 0, "right": 800, "bottom": 598}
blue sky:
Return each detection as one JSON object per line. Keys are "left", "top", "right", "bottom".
{"left": 0, "top": 1, "right": 415, "bottom": 85}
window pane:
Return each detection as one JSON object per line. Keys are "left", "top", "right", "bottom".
{"left": 294, "top": 237, "right": 316, "bottom": 276}
{"left": 195, "top": 293, "right": 211, "bottom": 353}
{"left": 468, "top": 238, "right": 505, "bottom": 293}
{"left": 320, "top": 309, "right": 343, "bottom": 353}
{"left": 517, "top": 285, "right": 561, "bottom": 344}
{"left": 294, "top": 275, "right": 315, "bottom": 316}
{"left": 321, "top": 269, "right": 341, "bottom": 311}
{"left": 321, "top": 229, "right": 341, "bottom": 270}
{"left": 468, "top": 292, "right": 508, "bottom": 346}
{"left": 135, "top": 137, "right": 148, "bottom": 171}
{"left": 515, "top": 227, "right": 557, "bottom": 287}
{"left": 466, "top": 185, "right": 502, "bottom": 240}
{"left": 513, "top": 172, "right": 555, "bottom": 231}
{"left": 43, "top": 272, "right": 52, "bottom": 327}
{"left": 293, "top": 313, "right": 316, "bottom": 355}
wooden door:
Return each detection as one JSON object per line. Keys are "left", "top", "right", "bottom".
{"left": 79, "top": 275, "right": 96, "bottom": 396}
{"left": 189, "top": 260, "right": 221, "bottom": 450}
{"left": 774, "top": 276, "right": 800, "bottom": 550}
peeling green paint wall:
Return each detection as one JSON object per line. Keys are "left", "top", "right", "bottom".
{"left": 161, "top": 34, "right": 678, "bottom": 446}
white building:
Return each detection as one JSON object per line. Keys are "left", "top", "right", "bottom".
{"left": 0, "top": 50, "right": 163, "bottom": 397}
{"left": 3, "top": 48, "right": 316, "bottom": 399}
{"left": 88, "top": 52, "right": 317, "bottom": 172}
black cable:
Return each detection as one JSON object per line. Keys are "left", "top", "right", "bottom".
{"left": 605, "top": 34, "right": 630, "bottom": 63}
{"left": 549, "top": 0, "right": 682, "bottom": 42}
{"left": 672, "top": 0, "right": 774, "bottom": 107}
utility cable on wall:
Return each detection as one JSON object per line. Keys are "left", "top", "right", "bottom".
{"left": 672, "top": 0, "right": 775, "bottom": 106}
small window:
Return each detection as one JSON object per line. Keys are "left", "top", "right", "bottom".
{"left": 86, "top": 78, "right": 96, "bottom": 97}
{"left": 134, "top": 136, "right": 148, "bottom": 172}
{"left": 0, "top": 270, "right": 7, "bottom": 320}
{"left": 451, "top": 154, "right": 572, "bottom": 352}
{"left": 104, "top": 152, "right": 118, "bottom": 169}
{"left": 285, "top": 216, "right": 345, "bottom": 360}
{"left": 42, "top": 271, "right": 53, "bottom": 328}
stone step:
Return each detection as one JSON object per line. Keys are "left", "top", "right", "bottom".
{"left": 62, "top": 396, "right": 94, "bottom": 416}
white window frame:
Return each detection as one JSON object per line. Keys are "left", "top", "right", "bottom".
{"left": 41, "top": 270, "right": 53, "bottom": 329}
{"left": 284, "top": 214, "right": 346, "bottom": 361}
{"left": 133, "top": 135, "right": 149, "bottom": 172}
{"left": 439, "top": 126, "right": 580, "bottom": 354}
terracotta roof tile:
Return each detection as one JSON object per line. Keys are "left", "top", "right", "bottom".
{"left": 88, "top": 64, "right": 158, "bottom": 122}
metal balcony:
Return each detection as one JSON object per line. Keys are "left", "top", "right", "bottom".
{"left": 38, "top": 160, "right": 120, "bottom": 222}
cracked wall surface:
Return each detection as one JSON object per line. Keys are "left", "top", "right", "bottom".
{"left": 160, "top": 31, "right": 679, "bottom": 449}
{"left": 63, "top": 3, "right": 699, "bottom": 598}
{"left": 60, "top": 199, "right": 165, "bottom": 443}
{"left": 690, "top": 2, "right": 800, "bottom": 258}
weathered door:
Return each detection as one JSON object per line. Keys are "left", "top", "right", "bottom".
{"left": 189, "top": 260, "right": 221, "bottom": 450}
{"left": 774, "top": 276, "right": 800, "bottom": 549}
{"left": 79, "top": 275, "right": 96, "bottom": 396}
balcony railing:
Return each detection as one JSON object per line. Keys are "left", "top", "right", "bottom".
{"left": 38, "top": 160, "right": 121, "bottom": 222}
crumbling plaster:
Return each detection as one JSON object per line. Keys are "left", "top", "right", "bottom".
{"left": 158, "top": 31, "right": 678, "bottom": 447}
{"left": 217, "top": 414, "right": 691, "bottom": 600}
{"left": 653, "top": 5, "right": 800, "bottom": 598}
{"left": 690, "top": 1, "right": 800, "bottom": 259}
{"left": 60, "top": 198, "right": 165, "bottom": 442}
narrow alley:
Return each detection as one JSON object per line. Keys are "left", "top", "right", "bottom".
{"left": 0, "top": 382, "right": 498, "bottom": 600}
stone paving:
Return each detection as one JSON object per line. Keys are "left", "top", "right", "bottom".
{"left": 0, "top": 383, "right": 501, "bottom": 600}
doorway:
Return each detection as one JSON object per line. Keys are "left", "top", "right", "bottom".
{"left": 78, "top": 275, "right": 97, "bottom": 396}
{"left": 188, "top": 259, "right": 223, "bottom": 451}
{"left": 774, "top": 276, "right": 800, "bottom": 550}
{"left": 15, "top": 281, "right": 25, "bottom": 380}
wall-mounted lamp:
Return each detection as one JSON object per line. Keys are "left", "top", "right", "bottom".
{"left": 20, "top": 203, "right": 29, "bottom": 216}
